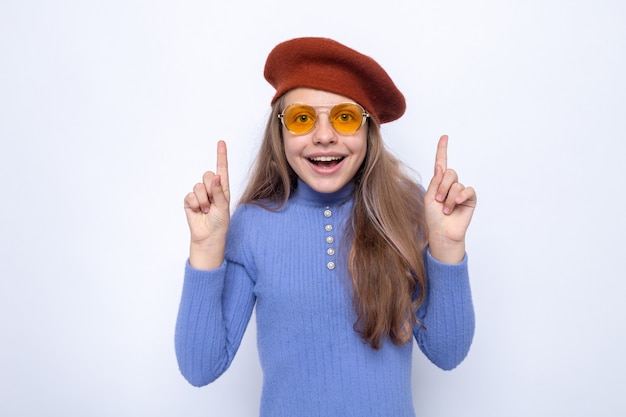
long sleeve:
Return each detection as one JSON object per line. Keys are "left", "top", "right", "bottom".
{"left": 414, "top": 248, "right": 475, "bottom": 370}
{"left": 174, "top": 217, "right": 257, "bottom": 386}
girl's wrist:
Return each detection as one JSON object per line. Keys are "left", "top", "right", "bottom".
{"left": 428, "top": 235, "right": 465, "bottom": 264}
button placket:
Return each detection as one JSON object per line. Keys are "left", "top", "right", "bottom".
{"left": 324, "top": 207, "right": 336, "bottom": 270}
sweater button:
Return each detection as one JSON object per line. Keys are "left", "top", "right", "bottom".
{"left": 326, "top": 236, "right": 335, "bottom": 244}
{"left": 327, "top": 261, "right": 336, "bottom": 270}
{"left": 324, "top": 209, "right": 332, "bottom": 218}
{"left": 325, "top": 224, "right": 333, "bottom": 232}
{"left": 327, "top": 248, "right": 335, "bottom": 256}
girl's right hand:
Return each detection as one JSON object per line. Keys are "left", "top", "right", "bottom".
{"left": 183, "top": 140, "right": 231, "bottom": 270}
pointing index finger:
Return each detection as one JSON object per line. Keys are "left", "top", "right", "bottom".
{"left": 434, "top": 135, "right": 448, "bottom": 174}
{"left": 216, "top": 140, "right": 230, "bottom": 196}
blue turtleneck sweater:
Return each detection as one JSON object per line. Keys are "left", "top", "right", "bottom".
{"left": 175, "top": 181, "right": 474, "bottom": 417}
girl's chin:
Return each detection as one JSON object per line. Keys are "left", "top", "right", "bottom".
{"left": 303, "top": 178, "right": 350, "bottom": 194}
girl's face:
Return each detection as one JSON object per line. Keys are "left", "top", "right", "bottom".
{"left": 281, "top": 88, "right": 368, "bottom": 194}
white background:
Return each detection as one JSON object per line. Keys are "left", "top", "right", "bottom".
{"left": 1, "top": 1, "right": 625, "bottom": 416}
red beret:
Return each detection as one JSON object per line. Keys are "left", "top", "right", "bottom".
{"left": 264, "top": 37, "right": 406, "bottom": 124}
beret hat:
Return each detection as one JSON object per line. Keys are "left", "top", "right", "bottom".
{"left": 264, "top": 37, "right": 406, "bottom": 124}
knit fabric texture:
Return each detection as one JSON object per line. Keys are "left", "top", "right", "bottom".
{"left": 264, "top": 37, "right": 406, "bottom": 124}
{"left": 175, "top": 180, "right": 475, "bottom": 417}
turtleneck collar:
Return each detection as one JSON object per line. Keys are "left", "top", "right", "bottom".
{"left": 291, "top": 179, "right": 354, "bottom": 207}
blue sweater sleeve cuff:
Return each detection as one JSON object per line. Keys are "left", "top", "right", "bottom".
{"left": 183, "top": 259, "right": 228, "bottom": 290}
{"left": 424, "top": 246, "right": 470, "bottom": 290}
{"left": 185, "top": 259, "right": 227, "bottom": 275}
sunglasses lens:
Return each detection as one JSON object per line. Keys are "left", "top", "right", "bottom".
{"left": 282, "top": 104, "right": 317, "bottom": 134}
{"left": 329, "top": 103, "right": 364, "bottom": 134}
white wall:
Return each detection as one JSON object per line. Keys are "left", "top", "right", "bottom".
{"left": 1, "top": 1, "right": 624, "bottom": 416}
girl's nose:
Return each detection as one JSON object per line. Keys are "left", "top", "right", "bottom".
{"left": 312, "top": 114, "right": 337, "bottom": 144}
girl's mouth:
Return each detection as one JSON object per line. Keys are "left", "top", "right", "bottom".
{"left": 308, "top": 155, "right": 344, "bottom": 168}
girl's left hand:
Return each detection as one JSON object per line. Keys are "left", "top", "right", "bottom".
{"left": 424, "top": 135, "right": 477, "bottom": 264}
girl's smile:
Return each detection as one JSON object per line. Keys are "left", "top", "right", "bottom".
{"left": 306, "top": 152, "right": 345, "bottom": 174}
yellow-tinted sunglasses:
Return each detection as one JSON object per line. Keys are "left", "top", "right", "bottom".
{"left": 278, "top": 103, "right": 370, "bottom": 136}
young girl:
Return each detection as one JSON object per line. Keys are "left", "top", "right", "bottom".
{"left": 176, "top": 37, "right": 476, "bottom": 417}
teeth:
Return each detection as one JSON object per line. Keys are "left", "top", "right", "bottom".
{"left": 310, "top": 156, "right": 342, "bottom": 162}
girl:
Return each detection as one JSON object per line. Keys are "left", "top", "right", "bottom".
{"left": 176, "top": 37, "right": 477, "bottom": 417}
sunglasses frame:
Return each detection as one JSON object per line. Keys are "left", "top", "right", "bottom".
{"left": 278, "top": 102, "right": 370, "bottom": 136}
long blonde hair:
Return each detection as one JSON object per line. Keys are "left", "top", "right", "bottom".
{"left": 240, "top": 100, "right": 428, "bottom": 349}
